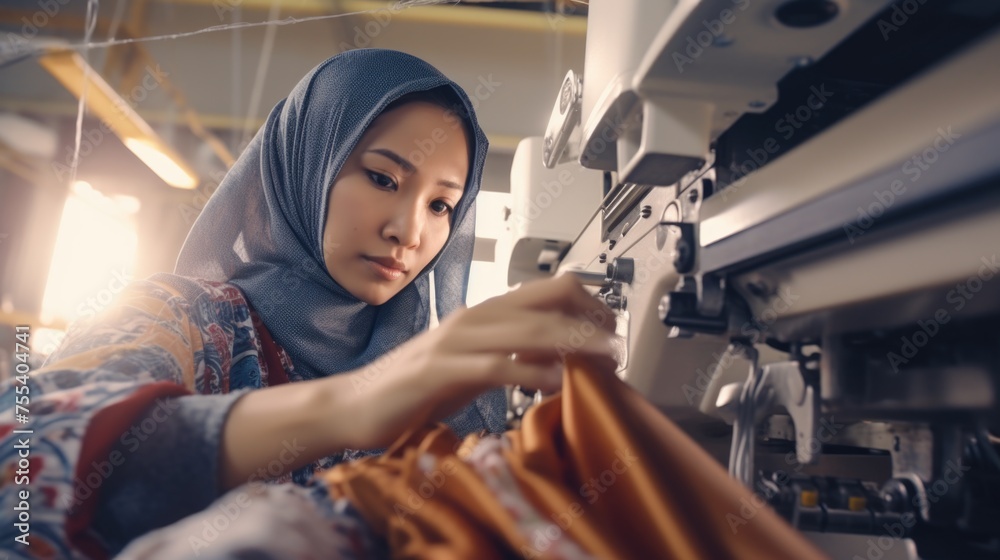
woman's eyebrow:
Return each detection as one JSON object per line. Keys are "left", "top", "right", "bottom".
{"left": 367, "top": 148, "right": 464, "bottom": 191}
{"left": 367, "top": 148, "right": 415, "bottom": 174}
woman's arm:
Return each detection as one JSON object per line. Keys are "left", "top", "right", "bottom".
{"left": 219, "top": 274, "right": 620, "bottom": 491}
{"left": 219, "top": 372, "right": 369, "bottom": 490}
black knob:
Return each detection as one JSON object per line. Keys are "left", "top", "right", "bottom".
{"left": 607, "top": 258, "right": 634, "bottom": 284}
{"left": 658, "top": 292, "right": 727, "bottom": 333}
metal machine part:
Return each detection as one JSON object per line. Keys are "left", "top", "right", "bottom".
{"left": 542, "top": 69, "right": 584, "bottom": 169}
{"left": 568, "top": 257, "right": 635, "bottom": 313}
{"left": 507, "top": 0, "right": 1000, "bottom": 557}
{"left": 717, "top": 359, "right": 820, "bottom": 471}
{"left": 506, "top": 136, "right": 604, "bottom": 286}
{"left": 584, "top": 0, "right": 895, "bottom": 185}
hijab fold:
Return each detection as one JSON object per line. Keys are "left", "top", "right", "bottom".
{"left": 175, "top": 49, "right": 506, "bottom": 435}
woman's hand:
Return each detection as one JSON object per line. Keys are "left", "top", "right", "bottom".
{"left": 353, "top": 273, "right": 621, "bottom": 447}
{"left": 220, "top": 273, "right": 619, "bottom": 490}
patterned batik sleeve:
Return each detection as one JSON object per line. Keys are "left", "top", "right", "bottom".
{"left": 0, "top": 279, "right": 245, "bottom": 559}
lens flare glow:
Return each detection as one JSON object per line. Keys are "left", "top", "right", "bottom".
{"left": 40, "top": 181, "right": 139, "bottom": 327}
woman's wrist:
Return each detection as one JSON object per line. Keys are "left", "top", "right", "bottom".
{"left": 310, "top": 372, "right": 375, "bottom": 450}
{"left": 341, "top": 357, "right": 437, "bottom": 449}
{"left": 220, "top": 375, "right": 367, "bottom": 490}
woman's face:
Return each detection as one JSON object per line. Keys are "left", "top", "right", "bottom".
{"left": 322, "top": 101, "right": 470, "bottom": 305}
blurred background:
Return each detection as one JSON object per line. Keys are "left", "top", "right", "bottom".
{"left": 0, "top": 0, "right": 588, "bottom": 364}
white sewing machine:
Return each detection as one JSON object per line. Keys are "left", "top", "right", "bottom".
{"left": 504, "top": 1, "right": 1000, "bottom": 557}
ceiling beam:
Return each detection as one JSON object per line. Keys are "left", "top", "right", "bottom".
{"left": 38, "top": 50, "right": 201, "bottom": 188}
{"left": 156, "top": 0, "right": 586, "bottom": 35}
{"left": 0, "top": 9, "right": 236, "bottom": 168}
{"left": 0, "top": 96, "right": 523, "bottom": 153}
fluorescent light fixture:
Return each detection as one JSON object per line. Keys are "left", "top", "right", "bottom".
{"left": 0, "top": 112, "right": 58, "bottom": 159}
{"left": 37, "top": 50, "right": 199, "bottom": 189}
{"left": 123, "top": 137, "right": 198, "bottom": 189}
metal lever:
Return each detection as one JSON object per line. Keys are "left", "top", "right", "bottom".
{"left": 755, "top": 362, "right": 819, "bottom": 465}
{"left": 717, "top": 357, "right": 819, "bottom": 487}
{"left": 567, "top": 270, "right": 607, "bottom": 287}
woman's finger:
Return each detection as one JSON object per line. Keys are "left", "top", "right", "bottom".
{"left": 476, "top": 274, "right": 615, "bottom": 331}
{"left": 433, "top": 353, "right": 565, "bottom": 394}
{"left": 441, "top": 309, "right": 621, "bottom": 358}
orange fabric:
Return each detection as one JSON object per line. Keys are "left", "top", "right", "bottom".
{"left": 323, "top": 358, "right": 828, "bottom": 559}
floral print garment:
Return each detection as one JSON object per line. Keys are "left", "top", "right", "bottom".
{"left": 0, "top": 276, "right": 325, "bottom": 558}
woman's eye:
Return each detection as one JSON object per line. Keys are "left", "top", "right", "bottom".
{"left": 430, "top": 200, "right": 454, "bottom": 215}
{"left": 367, "top": 171, "right": 397, "bottom": 190}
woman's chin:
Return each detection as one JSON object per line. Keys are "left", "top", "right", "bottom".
{"left": 352, "top": 285, "right": 398, "bottom": 306}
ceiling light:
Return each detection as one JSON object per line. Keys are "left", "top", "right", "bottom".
{"left": 37, "top": 49, "right": 199, "bottom": 189}
{"left": 123, "top": 137, "right": 198, "bottom": 189}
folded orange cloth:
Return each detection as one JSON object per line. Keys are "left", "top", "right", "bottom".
{"left": 323, "top": 358, "right": 828, "bottom": 560}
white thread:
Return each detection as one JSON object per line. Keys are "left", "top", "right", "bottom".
{"left": 69, "top": 0, "right": 99, "bottom": 187}
{"left": 35, "top": 1, "right": 457, "bottom": 55}
{"left": 56, "top": 0, "right": 466, "bottom": 186}
{"left": 240, "top": 1, "right": 282, "bottom": 149}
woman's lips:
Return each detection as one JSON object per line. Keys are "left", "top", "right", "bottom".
{"left": 363, "top": 256, "right": 406, "bottom": 281}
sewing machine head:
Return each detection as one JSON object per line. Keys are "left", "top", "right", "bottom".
{"left": 506, "top": 0, "right": 1000, "bottom": 557}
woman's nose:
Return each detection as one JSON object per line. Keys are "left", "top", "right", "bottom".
{"left": 382, "top": 201, "right": 423, "bottom": 248}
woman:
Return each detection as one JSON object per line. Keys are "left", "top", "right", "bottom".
{"left": 0, "top": 49, "right": 616, "bottom": 558}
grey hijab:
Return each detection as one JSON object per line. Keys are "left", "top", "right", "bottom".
{"left": 175, "top": 49, "right": 506, "bottom": 436}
